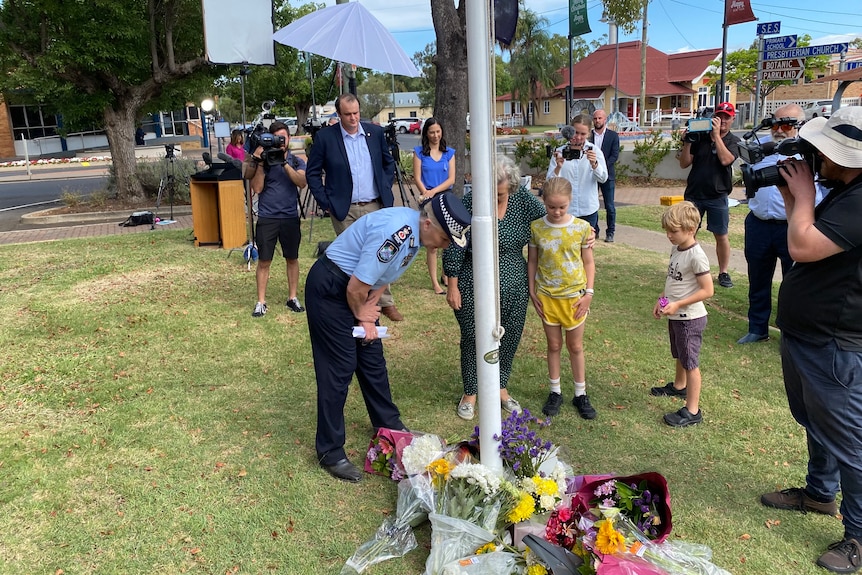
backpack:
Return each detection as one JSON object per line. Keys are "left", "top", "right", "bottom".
{"left": 119, "top": 211, "right": 155, "bottom": 227}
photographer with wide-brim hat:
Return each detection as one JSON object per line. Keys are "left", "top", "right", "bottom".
{"left": 759, "top": 106, "right": 862, "bottom": 574}
{"left": 306, "top": 192, "right": 471, "bottom": 483}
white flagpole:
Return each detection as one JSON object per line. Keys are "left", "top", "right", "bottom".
{"left": 466, "top": 0, "right": 503, "bottom": 474}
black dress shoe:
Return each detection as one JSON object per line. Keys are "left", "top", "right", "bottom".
{"left": 320, "top": 458, "right": 362, "bottom": 483}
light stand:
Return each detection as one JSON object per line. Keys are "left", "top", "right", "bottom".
{"left": 227, "top": 65, "right": 259, "bottom": 268}
{"left": 201, "top": 98, "right": 214, "bottom": 154}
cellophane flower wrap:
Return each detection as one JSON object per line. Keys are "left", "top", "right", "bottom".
{"left": 340, "top": 477, "right": 429, "bottom": 575}
{"left": 424, "top": 461, "right": 519, "bottom": 575}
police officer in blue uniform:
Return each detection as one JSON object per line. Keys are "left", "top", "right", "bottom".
{"left": 307, "top": 192, "right": 471, "bottom": 482}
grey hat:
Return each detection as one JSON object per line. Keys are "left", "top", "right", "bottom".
{"left": 799, "top": 106, "right": 862, "bottom": 168}
{"left": 430, "top": 191, "right": 471, "bottom": 248}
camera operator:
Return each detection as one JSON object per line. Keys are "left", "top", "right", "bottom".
{"left": 242, "top": 120, "right": 307, "bottom": 317}
{"left": 759, "top": 107, "right": 862, "bottom": 574}
{"left": 677, "top": 102, "right": 740, "bottom": 288}
{"left": 737, "top": 104, "right": 827, "bottom": 344}
{"left": 546, "top": 115, "right": 608, "bottom": 233}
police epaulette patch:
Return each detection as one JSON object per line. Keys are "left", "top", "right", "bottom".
{"left": 390, "top": 225, "right": 412, "bottom": 246}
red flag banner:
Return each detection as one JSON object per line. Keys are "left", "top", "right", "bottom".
{"left": 725, "top": 0, "right": 756, "bottom": 26}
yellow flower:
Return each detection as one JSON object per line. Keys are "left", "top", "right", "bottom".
{"left": 527, "top": 565, "right": 549, "bottom": 575}
{"left": 427, "top": 458, "right": 454, "bottom": 486}
{"left": 534, "top": 476, "right": 559, "bottom": 497}
{"left": 595, "top": 519, "right": 626, "bottom": 555}
{"left": 507, "top": 492, "right": 536, "bottom": 523}
{"left": 475, "top": 542, "right": 497, "bottom": 555}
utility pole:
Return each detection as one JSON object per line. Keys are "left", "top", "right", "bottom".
{"left": 639, "top": 0, "right": 648, "bottom": 126}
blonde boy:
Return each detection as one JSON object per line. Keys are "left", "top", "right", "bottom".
{"left": 651, "top": 201, "right": 714, "bottom": 427}
{"left": 528, "top": 178, "right": 596, "bottom": 419}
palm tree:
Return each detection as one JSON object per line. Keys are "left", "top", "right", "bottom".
{"left": 509, "top": 8, "right": 560, "bottom": 126}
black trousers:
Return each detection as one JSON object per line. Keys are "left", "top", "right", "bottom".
{"left": 305, "top": 257, "right": 403, "bottom": 465}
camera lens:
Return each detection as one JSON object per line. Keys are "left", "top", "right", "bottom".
{"left": 742, "top": 164, "right": 785, "bottom": 198}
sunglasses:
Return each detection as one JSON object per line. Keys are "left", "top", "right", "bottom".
{"left": 770, "top": 123, "right": 795, "bottom": 133}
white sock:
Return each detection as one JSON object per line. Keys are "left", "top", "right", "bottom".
{"left": 549, "top": 378, "right": 561, "bottom": 395}
{"left": 574, "top": 382, "right": 586, "bottom": 397}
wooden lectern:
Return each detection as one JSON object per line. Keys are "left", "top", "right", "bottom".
{"left": 189, "top": 164, "right": 247, "bottom": 249}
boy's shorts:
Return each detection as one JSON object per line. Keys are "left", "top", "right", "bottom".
{"left": 668, "top": 316, "right": 707, "bottom": 370}
{"left": 538, "top": 292, "right": 588, "bottom": 331}
{"left": 256, "top": 217, "right": 301, "bottom": 261}
{"left": 691, "top": 197, "right": 729, "bottom": 235}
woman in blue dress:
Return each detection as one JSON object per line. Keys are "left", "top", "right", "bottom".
{"left": 413, "top": 118, "right": 456, "bottom": 295}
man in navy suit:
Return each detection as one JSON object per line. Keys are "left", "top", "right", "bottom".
{"left": 591, "top": 109, "right": 620, "bottom": 242}
{"left": 306, "top": 93, "right": 403, "bottom": 321}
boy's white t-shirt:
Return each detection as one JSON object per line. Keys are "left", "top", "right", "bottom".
{"left": 664, "top": 242, "right": 710, "bottom": 320}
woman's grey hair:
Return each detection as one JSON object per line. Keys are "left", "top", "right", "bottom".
{"left": 496, "top": 155, "right": 521, "bottom": 192}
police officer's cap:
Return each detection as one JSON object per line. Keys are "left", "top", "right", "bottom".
{"left": 430, "top": 192, "right": 471, "bottom": 248}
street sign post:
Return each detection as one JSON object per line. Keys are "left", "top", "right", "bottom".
{"left": 761, "top": 58, "right": 804, "bottom": 71}
{"left": 757, "top": 21, "right": 780, "bottom": 35}
{"left": 763, "top": 35, "right": 797, "bottom": 50}
{"left": 763, "top": 43, "right": 849, "bottom": 61}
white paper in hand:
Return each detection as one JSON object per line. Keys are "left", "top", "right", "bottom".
{"left": 352, "top": 326, "right": 389, "bottom": 339}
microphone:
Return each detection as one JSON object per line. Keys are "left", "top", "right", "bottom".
{"left": 202, "top": 152, "right": 212, "bottom": 165}
{"left": 217, "top": 152, "right": 243, "bottom": 170}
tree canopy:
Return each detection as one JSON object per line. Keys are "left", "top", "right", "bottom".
{"left": 0, "top": 0, "right": 217, "bottom": 200}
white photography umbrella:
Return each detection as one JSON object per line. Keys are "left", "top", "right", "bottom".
{"left": 272, "top": 2, "right": 420, "bottom": 78}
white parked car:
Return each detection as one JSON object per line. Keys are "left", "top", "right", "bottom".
{"left": 390, "top": 117, "right": 420, "bottom": 133}
{"left": 275, "top": 117, "right": 299, "bottom": 135}
{"left": 803, "top": 100, "right": 832, "bottom": 120}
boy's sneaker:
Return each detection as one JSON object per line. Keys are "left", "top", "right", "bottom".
{"left": 817, "top": 538, "right": 862, "bottom": 573}
{"left": 501, "top": 397, "right": 522, "bottom": 415}
{"left": 663, "top": 406, "right": 702, "bottom": 427}
{"left": 457, "top": 400, "right": 475, "bottom": 421}
{"left": 252, "top": 302, "right": 267, "bottom": 317}
{"left": 650, "top": 382, "right": 687, "bottom": 398}
{"left": 542, "top": 393, "right": 563, "bottom": 416}
{"left": 718, "top": 272, "right": 733, "bottom": 288}
{"left": 760, "top": 487, "right": 838, "bottom": 516}
{"left": 572, "top": 394, "right": 597, "bottom": 419}
{"left": 286, "top": 298, "right": 305, "bottom": 313}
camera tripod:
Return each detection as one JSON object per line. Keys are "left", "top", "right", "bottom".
{"left": 153, "top": 144, "right": 184, "bottom": 227}
{"left": 387, "top": 136, "right": 418, "bottom": 208}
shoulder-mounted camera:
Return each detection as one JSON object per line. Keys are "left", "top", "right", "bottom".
{"left": 739, "top": 116, "right": 819, "bottom": 198}
{"left": 683, "top": 117, "right": 713, "bottom": 143}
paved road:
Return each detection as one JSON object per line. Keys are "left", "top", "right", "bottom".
{"left": 0, "top": 176, "right": 108, "bottom": 232}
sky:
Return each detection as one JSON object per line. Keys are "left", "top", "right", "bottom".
{"left": 302, "top": 0, "right": 862, "bottom": 62}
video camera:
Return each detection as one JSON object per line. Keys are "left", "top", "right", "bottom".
{"left": 164, "top": 144, "right": 176, "bottom": 159}
{"left": 384, "top": 120, "right": 399, "bottom": 149}
{"left": 683, "top": 117, "right": 713, "bottom": 143}
{"left": 739, "top": 116, "right": 819, "bottom": 198}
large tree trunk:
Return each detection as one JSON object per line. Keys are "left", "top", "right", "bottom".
{"left": 431, "top": 0, "right": 468, "bottom": 196}
{"left": 103, "top": 105, "right": 145, "bottom": 202}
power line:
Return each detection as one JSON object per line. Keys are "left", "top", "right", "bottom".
{"left": 656, "top": 0, "right": 696, "bottom": 48}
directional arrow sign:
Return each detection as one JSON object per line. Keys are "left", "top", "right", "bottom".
{"left": 763, "top": 35, "right": 797, "bottom": 50}
{"left": 764, "top": 43, "right": 849, "bottom": 61}
{"left": 761, "top": 58, "right": 804, "bottom": 71}
{"left": 761, "top": 68, "right": 805, "bottom": 81}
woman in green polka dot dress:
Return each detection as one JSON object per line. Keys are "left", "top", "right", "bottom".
{"left": 443, "top": 156, "right": 546, "bottom": 421}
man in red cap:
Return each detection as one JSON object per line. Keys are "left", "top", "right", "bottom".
{"left": 677, "top": 101, "right": 740, "bottom": 288}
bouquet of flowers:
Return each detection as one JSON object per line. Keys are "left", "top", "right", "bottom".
{"left": 573, "top": 473, "right": 672, "bottom": 543}
{"left": 425, "top": 461, "right": 520, "bottom": 575}
{"left": 475, "top": 408, "right": 555, "bottom": 479}
{"left": 366, "top": 428, "right": 440, "bottom": 481}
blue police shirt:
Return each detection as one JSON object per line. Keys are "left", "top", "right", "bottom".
{"left": 325, "top": 208, "right": 421, "bottom": 289}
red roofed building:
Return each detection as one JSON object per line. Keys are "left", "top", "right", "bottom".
{"left": 496, "top": 41, "right": 733, "bottom": 128}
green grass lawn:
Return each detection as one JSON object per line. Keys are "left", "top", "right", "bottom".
{"left": 615, "top": 203, "right": 749, "bottom": 250}
{"left": 0, "top": 223, "right": 836, "bottom": 575}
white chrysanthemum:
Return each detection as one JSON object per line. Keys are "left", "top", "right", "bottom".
{"left": 400, "top": 434, "right": 444, "bottom": 476}
{"left": 450, "top": 462, "right": 501, "bottom": 495}
{"left": 520, "top": 477, "right": 537, "bottom": 494}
